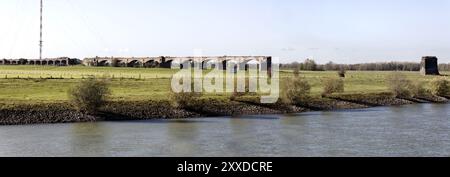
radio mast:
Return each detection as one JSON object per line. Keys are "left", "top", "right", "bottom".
{"left": 39, "top": 0, "right": 43, "bottom": 60}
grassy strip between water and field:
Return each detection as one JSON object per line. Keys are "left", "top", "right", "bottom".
{"left": 0, "top": 65, "right": 449, "bottom": 125}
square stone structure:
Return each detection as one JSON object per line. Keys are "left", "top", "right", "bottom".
{"left": 420, "top": 56, "right": 440, "bottom": 75}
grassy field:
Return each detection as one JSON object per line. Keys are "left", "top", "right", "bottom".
{"left": 0, "top": 65, "right": 448, "bottom": 104}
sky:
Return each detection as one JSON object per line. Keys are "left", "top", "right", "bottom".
{"left": 0, "top": 0, "right": 449, "bottom": 64}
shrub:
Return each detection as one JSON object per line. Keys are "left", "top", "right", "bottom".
{"left": 410, "top": 81, "right": 429, "bottom": 97}
{"left": 385, "top": 72, "right": 413, "bottom": 98}
{"left": 337, "top": 67, "right": 346, "bottom": 78}
{"left": 171, "top": 92, "right": 200, "bottom": 109}
{"left": 68, "top": 77, "right": 111, "bottom": 114}
{"left": 281, "top": 77, "right": 311, "bottom": 104}
{"left": 293, "top": 67, "right": 300, "bottom": 77}
{"left": 322, "top": 77, "right": 344, "bottom": 95}
{"left": 229, "top": 90, "right": 249, "bottom": 101}
{"left": 229, "top": 92, "right": 238, "bottom": 101}
{"left": 430, "top": 78, "right": 450, "bottom": 96}
{"left": 170, "top": 82, "right": 202, "bottom": 109}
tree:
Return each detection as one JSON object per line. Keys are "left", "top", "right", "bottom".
{"left": 338, "top": 67, "right": 346, "bottom": 78}
{"left": 304, "top": 59, "right": 317, "bottom": 71}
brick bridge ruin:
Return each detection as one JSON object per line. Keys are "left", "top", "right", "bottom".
{"left": 0, "top": 56, "right": 273, "bottom": 70}
{"left": 83, "top": 56, "right": 272, "bottom": 70}
{"left": 0, "top": 57, "right": 79, "bottom": 66}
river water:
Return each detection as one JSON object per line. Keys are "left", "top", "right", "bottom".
{"left": 0, "top": 104, "right": 449, "bottom": 157}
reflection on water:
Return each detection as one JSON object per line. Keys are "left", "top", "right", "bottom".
{"left": 70, "top": 123, "right": 109, "bottom": 156}
{"left": 166, "top": 120, "right": 199, "bottom": 156}
{"left": 0, "top": 104, "right": 449, "bottom": 157}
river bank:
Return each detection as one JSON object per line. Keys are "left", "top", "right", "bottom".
{"left": 1, "top": 92, "right": 448, "bottom": 125}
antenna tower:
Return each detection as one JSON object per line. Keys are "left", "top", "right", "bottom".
{"left": 39, "top": 0, "right": 43, "bottom": 60}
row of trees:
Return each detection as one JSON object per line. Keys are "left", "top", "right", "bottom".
{"left": 439, "top": 64, "right": 450, "bottom": 71}
{"left": 281, "top": 59, "right": 450, "bottom": 71}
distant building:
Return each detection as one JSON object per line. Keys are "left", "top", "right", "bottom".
{"left": 420, "top": 56, "right": 440, "bottom": 75}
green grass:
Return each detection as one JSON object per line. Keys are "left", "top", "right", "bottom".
{"left": 0, "top": 65, "right": 177, "bottom": 79}
{"left": 0, "top": 65, "right": 448, "bottom": 104}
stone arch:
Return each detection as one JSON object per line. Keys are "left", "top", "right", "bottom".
{"left": 127, "top": 60, "right": 142, "bottom": 67}
{"left": 29, "top": 60, "right": 35, "bottom": 65}
{"left": 161, "top": 59, "right": 173, "bottom": 69}
{"left": 143, "top": 60, "right": 160, "bottom": 68}
{"left": 48, "top": 60, "right": 54, "bottom": 65}
{"left": 221, "top": 59, "right": 240, "bottom": 71}
{"left": 179, "top": 59, "right": 194, "bottom": 69}
{"left": 202, "top": 59, "right": 220, "bottom": 70}
{"left": 55, "top": 60, "right": 61, "bottom": 66}
{"left": 98, "top": 60, "right": 110, "bottom": 66}
{"left": 242, "top": 58, "right": 261, "bottom": 71}
{"left": 18, "top": 59, "right": 27, "bottom": 65}
{"left": 116, "top": 60, "right": 126, "bottom": 67}
{"left": 41, "top": 60, "right": 47, "bottom": 65}
{"left": 61, "top": 60, "right": 68, "bottom": 66}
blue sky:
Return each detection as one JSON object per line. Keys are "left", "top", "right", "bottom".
{"left": 0, "top": 0, "right": 449, "bottom": 63}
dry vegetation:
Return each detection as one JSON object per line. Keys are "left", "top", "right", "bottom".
{"left": 281, "top": 76, "right": 311, "bottom": 104}
{"left": 68, "top": 77, "right": 111, "bottom": 114}
{"left": 322, "top": 77, "right": 345, "bottom": 96}
{"left": 385, "top": 72, "right": 415, "bottom": 98}
{"left": 430, "top": 78, "right": 450, "bottom": 96}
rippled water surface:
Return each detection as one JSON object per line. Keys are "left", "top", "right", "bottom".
{"left": 0, "top": 104, "right": 449, "bottom": 157}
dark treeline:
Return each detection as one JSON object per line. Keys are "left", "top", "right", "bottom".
{"left": 439, "top": 63, "right": 450, "bottom": 71}
{"left": 280, "top": 59, "right": 450, "bottom": 71}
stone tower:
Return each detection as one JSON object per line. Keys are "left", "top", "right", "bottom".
{"left": 420, "top": 56, "right": 440, "bottom": 75}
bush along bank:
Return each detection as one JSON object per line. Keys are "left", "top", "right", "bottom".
{"left": 0, "top": 92, "right": 449, "bottom": 125}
